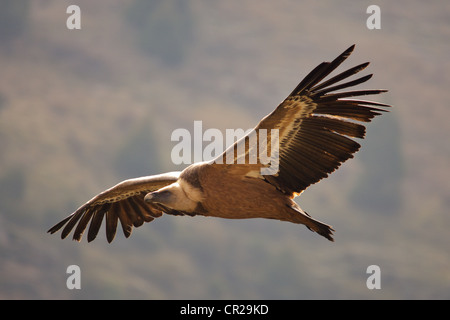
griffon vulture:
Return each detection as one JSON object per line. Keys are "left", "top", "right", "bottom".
{"left": 48, "top": 45, "right": 389, "bottom": 242}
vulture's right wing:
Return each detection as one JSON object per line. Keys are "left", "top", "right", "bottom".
{"left": 47, "top": 172, "right": 180, "bottom": 242}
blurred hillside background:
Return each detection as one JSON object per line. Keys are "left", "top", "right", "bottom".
{"left": 0, "top": 0, "right": 449, "bottom": 299}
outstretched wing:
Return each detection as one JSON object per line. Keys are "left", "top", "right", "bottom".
{"left": 217, "top": 45, "right": 390, "bottom": 196}
{"left": 47, "top": 172, "right": 180, "bottom": 242}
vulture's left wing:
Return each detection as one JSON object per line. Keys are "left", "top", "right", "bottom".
{"left": 47, "top": 172, "right": 180, "bottom": 242}
{"left": 216, "top": 45, "right": 390, "bottom": 197}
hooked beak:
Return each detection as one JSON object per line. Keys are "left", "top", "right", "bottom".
{"left": 144, "top": 192, "right": 157, "bottom": 203}
{"left": 144, "top": 190, "right": 170, "bottom": 204}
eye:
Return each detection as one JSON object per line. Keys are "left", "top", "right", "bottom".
{"left": 159, "top": 190, "right": 170, "bottom": 196}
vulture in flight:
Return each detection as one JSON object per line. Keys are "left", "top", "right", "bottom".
{"left": 48, "top": 45, "right": 389, "bottom": 242}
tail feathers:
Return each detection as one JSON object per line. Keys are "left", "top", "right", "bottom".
{"left": 305, "top": 216, "right": 335, "bottom": 242}
{"left": 287, "top": 204, "right": 335, "bottom": 241}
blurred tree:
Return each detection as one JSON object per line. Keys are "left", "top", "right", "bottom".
{"left": 350, "top": 108, "right": 403, "bottom": 214}
{"left": 126, "top": 0, "right": 196, "bottom": 66}
{"left": 0, "top": 0, "right": 30, "bottom": 45}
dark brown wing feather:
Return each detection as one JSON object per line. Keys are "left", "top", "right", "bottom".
{"left": 47, "top": 172, "right": 180, "bottom": 242}
{"left": 223, "top": 45, "right": 390, "bottom": 196}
